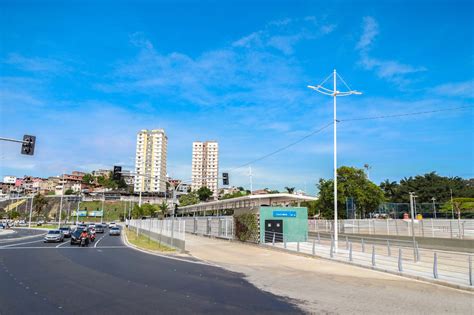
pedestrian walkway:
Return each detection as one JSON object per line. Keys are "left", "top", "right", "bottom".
{"left": 185, "top": 234, "right": 472, "bottom": 314}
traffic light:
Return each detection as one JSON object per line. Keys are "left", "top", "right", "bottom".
{"left": 113, "top": 166, "right": 122, "bottom": 181}
{"left": 21, "top": 135, "right": 36, "bottom": 156}
{"left": 222, "top": 172, "right": 229, "bottom": 185}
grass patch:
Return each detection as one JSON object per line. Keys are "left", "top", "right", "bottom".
{"left": 125, "top": 228, "right": 175, "bottom": 252}
{"left": 34, "top": 224, "right": 59, "bottom": 230}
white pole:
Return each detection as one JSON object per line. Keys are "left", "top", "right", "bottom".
{"left": 333, "top": 69, "right": 338, "bottom": 251}
{"left": 139, "top": 190, "right": 142, "bottom": 207}
{"left": 249, "top": 166, "right": 253, "bottom": 193}
{"left": 101, "top": 190, "right": 104, "bottom": 224}
{"left": 28, "top": 195, "right": 33, "bottom": 228}
{"left": 58, "top": 173, "right": 64, "bottom": 229}
{"left": 76, "top": 197, "right": 80, "bottom": 224}
{"left": 450, "top": 188, "right": 454, "bottom": 219}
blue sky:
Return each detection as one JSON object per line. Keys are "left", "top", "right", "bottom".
{"left": 0, "top": 0, "right": 473, "bottom": 194}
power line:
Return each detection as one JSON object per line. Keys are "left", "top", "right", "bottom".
{"left": 229, "top": 121, "right": 334, "bottom": 172}
{"left": 339, "top": 105, "right": 473, "bottom": 122}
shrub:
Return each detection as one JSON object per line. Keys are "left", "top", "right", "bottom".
{"left": 234, "top": 213, "right": 259, "bottom": 243}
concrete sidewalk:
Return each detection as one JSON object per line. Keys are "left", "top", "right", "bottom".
{"left": 186, "top": 234, "right": 473, "bottom": 314}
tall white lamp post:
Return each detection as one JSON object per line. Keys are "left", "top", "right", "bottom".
{"left": 308, "top": 69, "right": 362, "bottom": 251}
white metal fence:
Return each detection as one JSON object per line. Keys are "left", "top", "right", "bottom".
{"left": 309, "top": 219, "right": 474, "bottom": 239}
{"left": 181, "top": 216, "right": 234, "bottom": 239}
{"left": 262, "top": 230, "right": 473, "bottom": 288}
{"left": 128, "top": 218, "right": 186, "bottom": 243}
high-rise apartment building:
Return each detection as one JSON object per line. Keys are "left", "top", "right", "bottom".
{"left": 191, "top": 141, "right": 219, "bottom": 198}
{"left": 134, "top": 129, "right": 168, "bottom": 193}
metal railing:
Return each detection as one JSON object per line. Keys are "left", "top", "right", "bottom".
{"left": 262, "top": 230, "right": 473, "bottom": 288}
{"left": 127, "top": 218, "right": 186, "bottom": 250}
{"left": 309, "top": 219, "right": 474, "bottom": 239}
{"left": 181, "top": 216, "right": 234, "bottom": 239}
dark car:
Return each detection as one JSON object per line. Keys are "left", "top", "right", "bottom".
{"left": 94, "top": 224, "right": 105, "bottom": 233}
{"left": 70, "top": 229, "right": 89, "bottom": 245}
{"left": 59, "top": 226, "right": 72, "bottom": 238}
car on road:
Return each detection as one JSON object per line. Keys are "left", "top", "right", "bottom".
{"left": 59, "top": 226, "right": 72, "bottom": 238}
{"left": 70, "top": 228, "right": 91, "bottom": 245}
{"left": 94, "top": 224, "right": 105, "bottom": 233}
{"left": 0, "top": 223, "right": 4, "bottom": 229}
{"left": 108, "top": 222, "right": 117, "bottom": 228}
{"left": 109, "top": 227, "right": 121, "bottom": 236}
{"left": 44, "top": 230, "right": 65, "bottom": 243}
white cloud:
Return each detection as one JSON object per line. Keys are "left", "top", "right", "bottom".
{"left": 356, "top": 16, "right": 426, "bottom": 86}
{"left": 356, "top": 16, "right": 379, "bottom": 51}
{"left": 4, "top": 53, "right": 71, "bottom": 73}
{"left": 431, "top": 80, "right": 474, "bottom": 98}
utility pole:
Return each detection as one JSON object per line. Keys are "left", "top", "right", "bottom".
{"left": 450, "top": 188, "right": 454, "bottom": 219}
{"left": 431, "top": 197, "right": 437, "bottom": 219}
{"left": 28, "top": 195, "right": 34, "bottom": 228}
{"left": 58, "top": 173, "right": 65, "bottom": 229}
{"left": 101, "top": 190, "right": 105, "bottom": 224}
{"left": 308, "top": 69, "right": 362, "bottom": 251}
{"left": 409, "top": 192, "right": 417, "bottom": 261}
{"left": 249, "top": 166, "right": 253, "bottom": 194}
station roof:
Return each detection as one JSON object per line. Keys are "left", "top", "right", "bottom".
{"left": 177, "top": 193, "right": 317, "bottom": 214}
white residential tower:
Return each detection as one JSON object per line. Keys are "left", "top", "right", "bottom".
{"left": 191, "top": 141, "right": 219, "bottom": 198}
{"left": 134, "top": 129, "right": 168, "bottom": 193}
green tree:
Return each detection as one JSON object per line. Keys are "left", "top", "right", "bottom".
{"left": 196, "top": 186, "right": 213, "bottom": 201}
{"left": 33, "top": 193, "right": 48, "bottom": 217}
{"left": 382, "top": 172, "right": 474, "bottom": 203}
{"left": 284, "top": 187, "right": 295, "bottom": 194}
{"left": 316, "top": 166, "right": 385, "bottom": 219}
{"left": 9, "top": 210, "right": 20, "bottom": 219}
{"left": 158, "top": 202, "right": 169, "bottom": 217}
{"left": 380, "top": 179, "right": 399, "bottom": 200}
{"left": 65, "top": 189, "right": 74, "bottom": 195}
{"left": 179, "top": 192, "right": 199, "bottom": 206}
{"left": 82, "top": 173, "right": 94, "bottom": 185}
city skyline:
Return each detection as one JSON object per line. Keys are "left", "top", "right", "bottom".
{"left": 1, "top": 1, "right": 473, "bottom": 195}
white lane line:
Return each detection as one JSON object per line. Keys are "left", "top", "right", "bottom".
{"left": 94, "top": 235, "right": 106, "bottom": 248}
{"left": 0, "top": 233, "right": 46, "bottom": 244}
{"left": 55, "top": 241, "right": 69, "bottom": 248}
{"left": 0, "top": 239, "right": 44, "bottom": 248}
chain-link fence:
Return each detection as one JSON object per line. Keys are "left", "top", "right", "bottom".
{"left": 180, "top": 216, "right": 234, "bottom": 239}
{"left": 127, "top": 218, "right": 186, "bottom": 250}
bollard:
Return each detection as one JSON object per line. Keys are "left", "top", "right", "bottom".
{"left": 433, "top": 252, "right": 438, "bottom": 279}
{"left": 361, "top": 238, "right": 365, "bottom": 252}
{"left": 416, "top": 242, "right": 420, "bottom": 262}
{"left": 398, "top": 248, "right": 403, "bottom": 272}
{"left": 317, "top": 232, "right": 321, "bottom": 244}
{"left": 312, "top": 239, "right": 315, "bottom": 255}
{"left": 349, "top": 242, "right": 353, "bottom": 262}
{"left": 346, "top": 236, "right": 349, "bottom": 250}
{"left": 297, "top": 241, "right": 300, "bottom": 252}
{"left": 272, "top": 232, "right": 275, "bottom": 246}
{"left": 372, "top": 245, "right": 376, "bottom": 267}
{"left": 387, "top": 240, "right": 391, "bottom": 256}
{"left": 469, "top": 256, "right": 473, "bottom": 286}
{"left": 284, "top": 237, "right": 287, "bottom": 249}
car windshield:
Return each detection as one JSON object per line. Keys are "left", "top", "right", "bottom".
{"left": 111, "top": 227, "right": 119, "bottom": 230}
{"left": 48, "top": 230, "right": 60, "bottom": 234}
{"left": 59, "top": 227, "right": 69, "bottom": 231}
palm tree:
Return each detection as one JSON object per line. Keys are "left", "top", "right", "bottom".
{"left": 158, "top": 201, "right": 169, "bottom": 217}
{"left": 284, "top": 187, "right": 295, "bottom": 194}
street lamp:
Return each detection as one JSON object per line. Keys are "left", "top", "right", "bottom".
{"left": 308, "top": 69, "right": 362, "bottom": 251}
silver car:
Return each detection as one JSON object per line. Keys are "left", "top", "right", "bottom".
{"left": 44, "top": 230, "right": 65, "bottom": 243}
{"left": 109, "top": 227, "right": 121, "bottom": 236}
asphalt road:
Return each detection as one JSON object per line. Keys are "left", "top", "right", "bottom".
{"left": 0, "top": 228, "right": 301, "bottom": 315}
{"left": 0, "top": 228, "right": 45, "bottom": 242}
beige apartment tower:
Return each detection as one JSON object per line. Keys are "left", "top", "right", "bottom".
{"left": 134, "top": 129, "right": 168, "bottom": 193}
{"left": 192, "top": 141, "right": 219, "bottom": 198}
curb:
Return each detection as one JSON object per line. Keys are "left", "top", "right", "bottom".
{"left": 121, "top": 227, "right": 217, "bottom": 266}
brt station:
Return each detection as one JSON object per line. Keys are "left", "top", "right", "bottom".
{"left": 176, "top": 193, "right": 317, "bottom": 243}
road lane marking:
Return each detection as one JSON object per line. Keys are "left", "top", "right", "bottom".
{"left": 0, "top": 239, "right": 44, "bottom": 248}
{"left": 0, "top": 233, "right": 46, "bottom": 244}
{"left": 94, "top": 235, "right": 106, "bottom": 248}
{"left": 56, "top": 241, "right": 69, "bottom": 248}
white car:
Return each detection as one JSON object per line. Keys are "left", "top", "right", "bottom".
{"left": 108, "top": 222, "right": 117, "bottom": 228}
{"left": 109, "top": 227, "right": 120, "bottom": 236}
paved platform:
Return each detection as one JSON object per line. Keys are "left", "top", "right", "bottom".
{"left": 185, "top": 234, "right": 473, "bottom": 314}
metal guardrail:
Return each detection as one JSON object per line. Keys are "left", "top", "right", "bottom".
{"left": 309, "top": 219, "right": 474, "bottom": 239}
{"left": 262, "top": 230, "right": 473, "bottom": 288}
